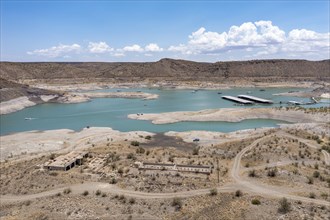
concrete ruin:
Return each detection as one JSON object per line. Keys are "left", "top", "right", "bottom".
{"left": 44, "top": 151, "right": 88, "bottom": 171}
{"left": 136, "top": 162, "right": 212, "bottom": 174}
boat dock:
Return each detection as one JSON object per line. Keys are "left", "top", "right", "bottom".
{"left": 222, "top": 96, "right": 254, "bottom": 104}
{"left": 288, "top": 101, "right": 304, "bottom": 105}
{"left": 237, "top": 95, "right": 273, "bottom": 104}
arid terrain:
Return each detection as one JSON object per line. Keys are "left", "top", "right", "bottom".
{"left": 1, "top": 59, "right": 330, "bottom": 219}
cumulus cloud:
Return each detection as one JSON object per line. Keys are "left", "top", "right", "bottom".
{"left": 88, "top": 41, "right": 113, "bottom": 53}
{"left": 123, "top": 44, "right": 144, "bottom": 52}
{"left": 282, "top": 29, "right": 330, "bottom": 53}
{"left": 145, "top": 43, "right": 163, "bottom": 52}
{"left": 26, "top": 21, "right": 329, "bottom": 60}
{"left": 169, "top": 20, "right": 329, "bottom": 58}
{"left": 27, "top": 43, "right": 81, "bottom": 57}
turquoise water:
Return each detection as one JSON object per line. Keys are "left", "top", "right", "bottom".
{"left": 1, "top": 87, "right": 328, "bottom": 135}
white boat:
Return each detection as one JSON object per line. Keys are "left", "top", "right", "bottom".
{"left": 24, "top": 117, "right": 35, "bottom": 120}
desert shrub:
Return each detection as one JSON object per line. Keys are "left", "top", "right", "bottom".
{"left": 63, "top": 188, "right": 71, "bottom": 194}
{"left": 307, "top": 176, "right": 314, "bottom": 184}
{"left": 119, "top": 195, "right": 126, "bottom": 203}
{"left": 267, "top": 167, "right": 277, "bottom": 177}
{"left": 278, "top": 197, "right": 291, "bottom": 213}
{"left": 131, "top": 141, "right": 140, "bottom": 146}
{"left": 251, "top": 199, "right": 261, "bottom": 205}
{"left": 129, "top": 198, "right": 136, "bottom": 204}
{"left": 118, "top": 168, "right": 124, "bottom": 175}
{"left": 235, "top": 190, "right": 243, "bottom": 197}
{"left": 82, "top": 190, "right": 89, "bottom": 196}
{"left": 321, "top": 145, "right": 330, "bottom": 153}
{"left": 136, "top": 147, "right": 145, "bottom": 154}
{"left": 145, "top": 135, "right": 152, "bottom": 140}
{"left": 168, "top": 155, "right": 175, "bottom": 163}
{"left": 171, "top": 197, "right": 182, "bottom": 211}
{"left": 110, "top": 178, "right": 117, "bottom": 184}
{"left": 127, "top": 153, "right": 136, "bottom": 160}
{"left": 309, "top": 192, "right": 316, "bottom": 199}
{"left": 209, "top": 188, "right": 218, "bottom": 196}
{"left": 49, "top": 172, "right": 58, "bottom": 176}
{"left": 313, "top": 171, "right": 320, "bottom": 178}
{"left": 249, "top": 169, "right": 257, "bottom": 177}
{"left": 95, "top": 190, "right": 101, "bottom": 196}
{"left": 320, "top": 192, "right": 328, "bottom": 199}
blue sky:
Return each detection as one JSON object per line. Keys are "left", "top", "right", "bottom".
{"left": 1, "top": 1, "right": 329, "bottom": 62}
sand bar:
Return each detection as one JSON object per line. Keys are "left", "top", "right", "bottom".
{"left": 128, "top": 108, "right": 328, "bottom": 124}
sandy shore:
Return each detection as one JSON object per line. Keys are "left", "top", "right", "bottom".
{"left": 0, "top": 91, "right": 158, "bottom": 115}
{"left": 0, "top": 127, "right": 154, "bottom": 162}
{"left": 81, "top": 92, "right": 159, "bottom": 100}
{"left": 28, "top": 81, "right": 319, "bottom": 91}
{"left": 128, "top": 108, "right": 327, "bottom": 124}
{"left": 0, "top": 97, "right": 36, "bottom": 115}
{"left": 165, "top": 127, "right": 270, "bottom": 147}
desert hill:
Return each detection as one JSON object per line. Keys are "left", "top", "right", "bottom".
{"left": 1, "top": 59, "right": 329, "bottom": 83}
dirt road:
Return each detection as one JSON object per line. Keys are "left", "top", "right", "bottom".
{"left": 230, "top": 132, "right": 330, "bottom": 206}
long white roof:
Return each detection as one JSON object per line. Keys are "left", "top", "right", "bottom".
{"left": 238, "top": 95, "right": 273, "bottom": 103}
{"left": 222, "top": 96, "right": 254, "bottom": 104}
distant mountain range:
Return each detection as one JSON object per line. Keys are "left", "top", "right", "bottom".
{"left": 1, "top": 59, "right": 329, "bottom": 101}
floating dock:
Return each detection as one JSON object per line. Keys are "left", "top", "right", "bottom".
{"left": 288, "top": 101, "right": 304, "bottom": 105}
{"left": 237, "top": 95, "right": 273, "bottom": 104}
{"left": 222, "top": 96, "right": 254, "bottom": 104}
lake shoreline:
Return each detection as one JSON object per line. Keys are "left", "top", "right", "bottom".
{"left": 0, "top": 81, "right": 326, "bottom": 115}
{"left": 128, "top": 107, "right": 328, "bottom": 124}
{"left": 0, "top": 91, "right": 159, "bottom": 115}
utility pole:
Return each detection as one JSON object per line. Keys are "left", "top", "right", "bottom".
{"left": 217, "top": 158, "right": 220, "bottom": 184}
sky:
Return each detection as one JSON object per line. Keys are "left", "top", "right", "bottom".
{"left": 1, "top": 0, "right": 329, "bottom": 62}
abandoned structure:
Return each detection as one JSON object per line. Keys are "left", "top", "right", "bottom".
{"left": 44, "top": 151, "right": 88, "bottom": 171}
{"left": 136, "top": 162, "right": 212, "bottom": 174}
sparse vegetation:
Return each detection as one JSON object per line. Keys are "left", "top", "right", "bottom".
{"left": 249, "top": 169, "right": 257, "bottom": 177}
{"left": 131, "top": 141, "right": 140, "bottom": 146}
{"left": 63, "top": 188, "right": 71, "bottom": 194}
{"left": 171, "top": 197, "right": 182, "bottom": 211}
{"left": 235, "top": 190, "right": 243, "bottom": 197}
{"left": 251, "top": 199, "right": 261, "bottom": 205}
{"left": 278, "top": 197, "right": 291, "bottom": 213}
{"left": 209, "top": 188, "right": 218, "bottom": 196}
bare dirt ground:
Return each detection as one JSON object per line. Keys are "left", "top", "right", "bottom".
{"left": 1, "top": 125, "right": 329, "bottom": 219}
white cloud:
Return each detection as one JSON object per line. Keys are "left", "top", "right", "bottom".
{"left": 145, "top": 43, "right": 163, "bottom": 52}
{"left": 27, "top": 43, "right": 81, "bottom": 57}
{"left": 168, "top": 20, "right": 329, "bottom": 58}
{"left": 88, "top": 41, "right": 113, "bottom": 53}
{"left": 168, "top": 44, "right": 191, "bottom": 54}
{"left": 113, "top": 52, "right": 125, "bottom": 57}
{"left": 26, "top": 21, "right": 329, "bottom": 60}
{"left": 123, "top": 44, "right": 144, "bottom": 52}
{"left": 282, "top": 29, "right": 330, "bottom": 52}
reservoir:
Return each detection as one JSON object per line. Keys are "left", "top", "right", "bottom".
{"left": 1, "top": 87, "right": 328, "bottom": 135}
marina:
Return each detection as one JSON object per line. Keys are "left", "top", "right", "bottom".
{"left": 237, "top": 95, "right": 273, "bottom": 104}
{"left": 221, "top": 95, "right": 254, "bottom": 104}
